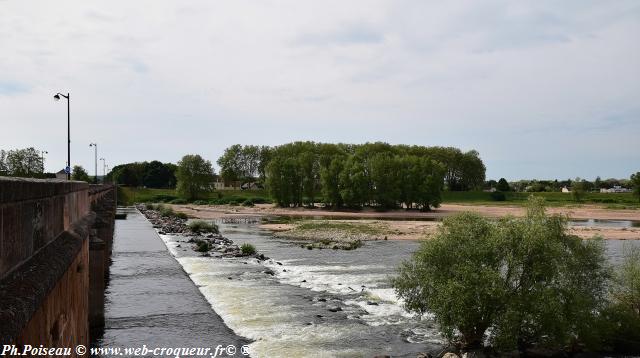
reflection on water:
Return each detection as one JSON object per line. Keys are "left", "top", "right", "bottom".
{"left": 568, "top": 218, "right": 640, "bottom": 228}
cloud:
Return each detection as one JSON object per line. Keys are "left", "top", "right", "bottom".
{"left": 0, "top": 81, "right": 30, "bottom": 96}
{"left": 292, "top": 23, "right": 384, "bottom": 47}
{"left": 0, "top": 0, "right": 638, "bottom": 180}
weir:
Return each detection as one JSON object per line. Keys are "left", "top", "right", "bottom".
{"left": 0, "top": 177, "right": 116, "bottom": 354}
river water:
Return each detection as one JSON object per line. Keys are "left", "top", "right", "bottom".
{"left": 158, "top": 219, "right": 640, "bottom": 358}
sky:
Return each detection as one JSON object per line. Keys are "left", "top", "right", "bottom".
{"left": 1, "top": 0, "right": 638, "bottom": 181}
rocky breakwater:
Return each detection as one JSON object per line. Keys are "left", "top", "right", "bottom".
{"left": 137, "top": 204, "right": 267, "bottom": 260}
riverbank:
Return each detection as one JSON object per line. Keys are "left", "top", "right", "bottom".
{"left": 170, "top": 204, "right": 640, "bottom": 241}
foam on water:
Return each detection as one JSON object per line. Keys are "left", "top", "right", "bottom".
{"left": 158, "top": 230, "right": 443, "bottom": 357}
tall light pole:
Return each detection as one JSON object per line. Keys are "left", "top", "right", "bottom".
{"left": 53, "top": 92, "right": 70, "bottom": 180}
{"left": 89, "top": 143, "right": 98, "bottom": 183}
{"left": 100, "top": 157, "right": 106, "bottom": 183}
{"left": 41, "top": 150, "right": 48, "bottom": 173}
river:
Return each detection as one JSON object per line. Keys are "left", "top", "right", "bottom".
{"left": 157, "top": 218, "right": 639, "bottom": 358}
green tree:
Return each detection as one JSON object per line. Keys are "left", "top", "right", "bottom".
{"left": 298, "top": 151, "right": 318, "bottom": 207}
{"left": 630, "top": 172, "right": 640, "bottom": 203}
{"left": 572, "top": 177, "right": 586, "bottom": 202}
{"left": 143, "top": 161, "right": 176, "bottom": 188}
{"left": 217, "top": 144, "right": 243, "bottom": 187}
{"left": 2, "top": 147, "right": 43, "bottom": 177}
{"left": 266, "top": 156, "right": 303, "bottom": 207}
{"left": 394, "top": 197, "right": 610, "bottom": 353}
{"left": 497, "top": 178, "right": 510, "bottom": 192}
{"left": 339, "top": 156, "right": 369, "bottom": 208}
{"left": 370, "top": 154, "right": 400, "bottom": 209}
{"left": 320, "top": 157, "right": 344, "bottom": 208}
{"left": 393, "top": 212, "right": 503, "bottom": 348}
{"left": 71, "top": 165, "right": 91, "bottom": 182}
{"left": 176, "top": 154, "right": 214, "bottom": 200}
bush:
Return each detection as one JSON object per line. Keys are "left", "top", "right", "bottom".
{"left": 157, "top": 205, "right": 188, "bottom": 219}
{"left": 176, "top": 212, "right": 188, "bottom": 219}
{"left": 242, "top": 199, "right": 254, "bottom": 207}
{"left": 250, "top": 196, "right": 271, "bottom": 204}
{"left": 393, "top": 197, "right": 610, "bottom": 352}
{"left": 169, "top": 198, "right": 188, "bottom": 204}
{"left": 195, "top": 240, "right": 212, "bottom": 252}
{"left": 188, "top": 220, "right": 219, "bottom": 234}
{"left": 159, "top": 206, "right": 175, "bottom": 217}
{"left": 193, "top": 200, "right": 208, "bottom": 205}
{"left": 490, "top": 191, "right": 506, "bottom": 201}
{"left": 240, "top": 243, "right": 256, "bottom": 255}
{"left": 152, "top": 194, "right": 178, "bottom": 203}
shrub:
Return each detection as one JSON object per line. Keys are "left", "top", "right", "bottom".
{"left": 240, "top": 243, "right": 256, "bottom": 256}
{"left": 195, "top": 240, "right": 212, "bottom": 252}
{"left": 176, "top": 212, "right": 188, "bottom": 220}
{"left": 242, "top": 199, "right": 254, "bottom": 207}
{"left": 145, "top": 203, "right": 157, "bottom": 211}
{"left": 159, "top": 206, "right": 175, "bottom": 217}
{"left": 188, "top": 220, "right": 219, "bottom": 234}
{"left": 193, "top": 200, "right": 208, "bottom": 205}
{"left": 393, "top": 197, "right": 610, "bottom": 352}
{"left": 169, "top": 198, "right": 188, "bottom": 204}
{"left": 490, "top": 191, "right": 506, "bottom": 201}
{"left": 250, "top": 196, "right": 271, "bottom": 204}
{"left": 152, "top": 194, "right": 178, "bottom": 203}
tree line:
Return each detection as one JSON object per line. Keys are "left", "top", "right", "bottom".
{"left": 0, "top": 147, "right": 47, "bottom": 178}
{"left": 216, "top": 142, "right": 486, "bottom": 209}
{"left": 107, "top": 161, "right": 177, "bottom": 188}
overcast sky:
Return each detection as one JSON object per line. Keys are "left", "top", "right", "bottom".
{"left": 1, "top": 1, "right": 638, "bottom": 180}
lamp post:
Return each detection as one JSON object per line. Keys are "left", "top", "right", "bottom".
{"left": 100, "top": 157, "right": 106, "bottom": 183}
{"left": 53, "top": 92, "right": 70, "bottom": 180}
{"left": 41, "top": 150, "right": 48, "bottom": 173}
{"left": 89, "top": 143, "right": 98, "bottom": 183}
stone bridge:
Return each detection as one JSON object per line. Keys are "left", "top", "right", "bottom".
{"left": 0, "top": 177, "right": 117, "bottom": 354}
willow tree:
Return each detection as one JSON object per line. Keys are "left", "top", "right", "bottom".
{"left": 393, "top": 197, "right": 609, "bottom": 353}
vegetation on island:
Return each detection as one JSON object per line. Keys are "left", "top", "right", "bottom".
{"left": 393, "top": 196, "right": 640, "bottom": 355}
{"left": 187, "top": 220, "right": 219, "bottom": 234}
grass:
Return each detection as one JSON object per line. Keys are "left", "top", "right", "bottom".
{"left": 295, "top": 221, "right": 386, "bottom": 235}
{"left": 188, "top": 220, "right": 219, "bottom": 234}
{"left": 117, "top": 186, "right": 270, "bottom": 206}
{"left": 122, "top": 186, "right": 638, "bottom": 208}
{"left": 144, "top": 203, "right": 188, "bottom": 219}
{"left": 240, "top": 243, "right": 256, "bottom": 255}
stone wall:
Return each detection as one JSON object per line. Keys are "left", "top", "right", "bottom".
{"left": 0, "top": 177, "right": 115, "bottom": 353}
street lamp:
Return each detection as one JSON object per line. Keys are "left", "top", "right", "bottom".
{"left": 41, "top": 150, "right": 48, "bottom": 173}
{"left": 89, "top": 143, "right": 98, "bottom": 183}
{"left": 53, "top": 92, "right": 70, "bottom": 180}
{"left": 100, "top": 157, "right": 106, "bottom": 182}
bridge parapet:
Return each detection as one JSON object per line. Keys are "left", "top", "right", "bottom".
{"left": 0, "top": 177, "right": 116, "bottom": 353}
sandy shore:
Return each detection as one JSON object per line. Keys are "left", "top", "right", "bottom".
{"left": 170, "top": 203, "right": 640, "bottom": 241}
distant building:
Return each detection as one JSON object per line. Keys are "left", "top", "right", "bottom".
{"left": 55, "top": 169, "right": 67, "bottom": 180}
{"left": 561, "top": 186, "right": 570, "bottom": 193}
{"left": 600, "top": 186, "right": 632, "bottom": 193}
